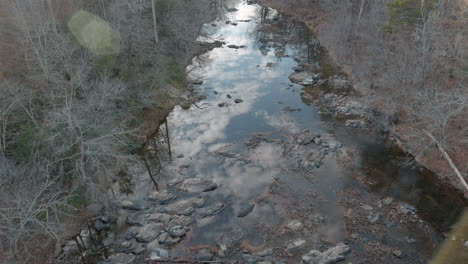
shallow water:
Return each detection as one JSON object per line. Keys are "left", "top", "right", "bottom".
{"left": 158, "top": 1, "right": 465, "bottom": 260}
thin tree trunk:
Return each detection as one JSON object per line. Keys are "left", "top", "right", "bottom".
{"left": 426, "top": 131, "right": 468, "bottom": 193}
{"left": 151, "top": 0, "right": 159, "bottom": 44}
{"left": 165, "top": 118, "right": 172, "bottom": 161}
{"left": 143, "top": 154, "right": 159, "bottom": 191}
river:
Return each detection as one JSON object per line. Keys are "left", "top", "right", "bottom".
{"left": 64, "top": 1, "right": 466, "bottom": 263}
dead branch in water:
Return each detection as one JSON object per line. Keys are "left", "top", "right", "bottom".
{"left": 425, "top": 131, "right": 468, "bottom": 193}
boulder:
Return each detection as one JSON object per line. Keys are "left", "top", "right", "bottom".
{"left": 167, "top": 215, "right": 193, "bottom": 228}
{"left": 197, "top": 202, "right": 225, "bottom": 218}
{"left": 135, "top": 223, "right": 164, "bottom": 243}
{"left": 176, "top": 178, "right": 218, "bottom": 193}
{"left": 149, "top": 247, "right": 169, "bottom": 260}
{"left": 148, "top": 190, "right": 176, "bottom": 204}
{"left": 302, "top": 243, "right": 350, "bottom": 264}
{"left": 287, "top": 239, "right": 306, "bottom": 251}
{"left": 120, "top": 200, "right": 146, "bottom": 211}
{"left": 145, "top": 213, "right": 172, "bottom": 225}
{"left": 289, "top": 72, "right": 321, "bottom": 86}
{"left": 163, "top": 199, "right": 194, "bottom": 216}
{"left": 237, "top": 203, "right": 255, "bottom": 217}
{"left": 196, "top": 248, "right": 214, "bottom": 261}
{"left": 168, "top": 225, "right": 186, "bottom": 238}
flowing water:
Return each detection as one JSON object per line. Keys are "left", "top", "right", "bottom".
{"left": 145, "top": 2, "right": 466, "bottom": 262}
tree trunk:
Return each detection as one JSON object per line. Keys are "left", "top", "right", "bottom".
{"left": 151, "top": 0, "right": 159, "bottom": 44}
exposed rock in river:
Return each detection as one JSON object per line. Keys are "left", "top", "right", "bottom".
{"left": 197, "top": 202, "right": 225, "bottom": 218}
{"left": 172, "top": 178, "right": 218, "bottom": 193}
{"left": 289, "top": 72, "right": 321, "bottom": 86}
{"left": 237, "top": 203, "right": 255, "bottom": 217}
{"left": 302, "top": 243, "right": 351, "bottom": 264}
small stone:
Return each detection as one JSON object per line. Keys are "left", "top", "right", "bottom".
{"left": 147, "top": 191, "right": 176, "bottom": 204}
{"left": 157, "top": 232, "right": 169, "bottom": 244}
{"left": 132, "top": 243, "right": 145, "bottom": 255}
{"left": 234, "top": 99, "right": 244, "bottom": 103}
{"left": 406, "top": 237, "right": 416, "bottom": 244}
{"left": 237, "top": 203, "right": 255, "bottom": 217}
{"left": 286, "top": 239, "right": 306, "bottom": 251}
{"left": 150, "top": 247, "right": 169, "bottom": 260}
{"left": 168, "top": 225, "right": 186, "bottom": 238}
{"left": 382, "top": 197, "right": 393, "bottom": 205}
{"left": 124, "top": 230, "right": 136, "bottom": 240}
{"left": 163, "top": 236, "right": 181, "bottom": 246}
{"left": 196, "top": 248, "right": 214, "bottom": 261}
{"left": 120, "top": 200, "right": 146, "bottom": 210}
{"left": 94, "top": 220, "right": 108, "bottom": 231}
{"left": 302, "top": 243, "right": 350, "bottom": 264}
{"left": 393, "top": 250, "right": 403, "bottom": 258}
{"left": 361, "top": 204, "right": 373, "bottom": 210}
{"left": 211, "top": 23, "right": 217, "bottom": 27}
{"left": 177, "top": 154, "right": 184, "bottom": 158}
{"left": 101, "top": 215, "right": 111, "bottom": 223}
{"left": 227, "top": 94, "right": 232, "bottom": 98}
{"left": 120, "top": 200, "right": 134, "bottom": 208}
{"left": 197, "top": 202, "right": 224, "bottom": 218}
{"left": 293, "top": 66, "right": 304, "bottom": 72}
{"left": 368, "top": 213, "right": 380, "bottom": 224}
{"left": 464, "top": 240, "right": 468, "bottom": 249}
{"left": 287, "top": 220, "right": 303, "bottom": 230}
{"left": 351, "top": 233, "right": 358, "bottom": 239}
{"left": 176, "top": 178, "right": 218, "bottom": 193}
{"left": 146, "top": 213, "right": 172, "bottom": 224}
{"left": 190, "top": 197, "right": 206, "bottom": 208}
{"left": 121, "top": 241, "right": 132, "bottom": 248}
{"left": 256, "top": 262, "right": 272, "bottom": 264}
{"left": 107, "top": 253, "right": 135, "bottom": 264}
{"left": 163, "top": 199, "right": 194, "bottom": 216}
{"left": 126, "top": 213, "right": 144, "bottom": 226}
{"left": 399, "top": 203, "right": 416, "bottom": 214}
{"left": 135, "top": 223, "right": 164, "bottom": 243}
{"left": 218, "top": 103, "right": 227, "bottom": 107}
{"left": 253, "top": 248, "right": 273, "bottom": 257}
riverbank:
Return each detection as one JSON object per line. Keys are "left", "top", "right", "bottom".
{"left": 256, "top": 0, "right": 468, "bottom": 198}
